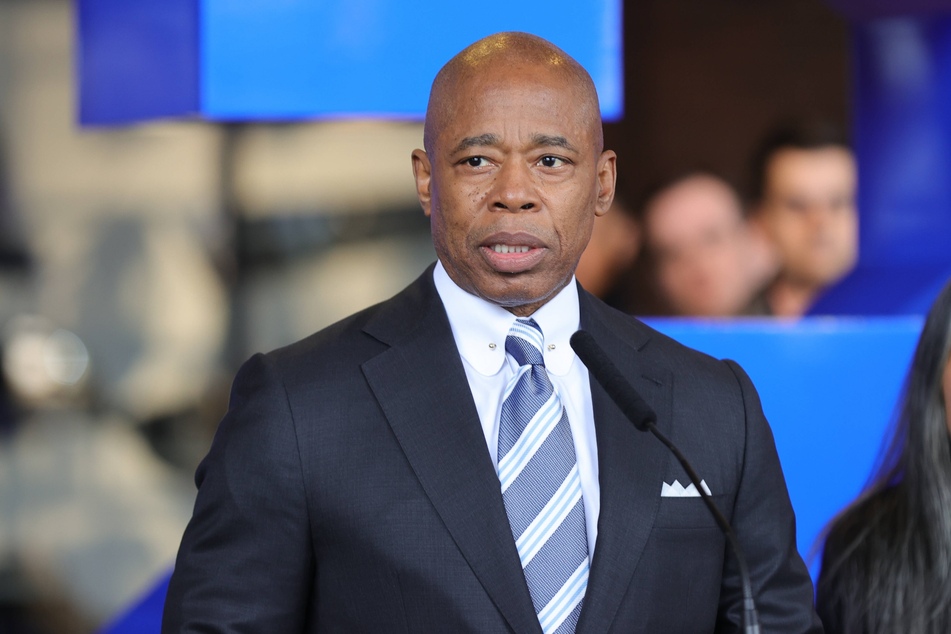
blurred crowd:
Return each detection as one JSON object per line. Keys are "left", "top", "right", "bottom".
{"left": 577, "top": 119, "right": 859, "bottom": 320}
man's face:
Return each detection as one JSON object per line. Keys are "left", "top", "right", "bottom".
{"left": 758, "top": 147, "right": 858, "bottom": 289}
{"left": 646, "top": 176, "right": 754, "bottom": 317}
{"left": 412, "top": 64, "right": 616, "bottom": 316}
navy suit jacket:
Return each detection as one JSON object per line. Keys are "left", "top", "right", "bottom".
{"left": 163, "top": 266, "right": 822, "bottom": 633}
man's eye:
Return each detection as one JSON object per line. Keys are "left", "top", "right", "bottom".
{"left": 539, "top": 156, "right": 566, "bottom": 168}
{"left": 464, "top": 157, "right": 486, "bottom": 167}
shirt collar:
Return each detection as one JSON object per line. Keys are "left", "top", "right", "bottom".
{"left": 433, "top": 261, "right": 581, "bottom": 377}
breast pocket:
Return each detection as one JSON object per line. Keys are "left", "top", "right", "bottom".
{"left": 652, "top": 493, "right": 731, "bottom": 530}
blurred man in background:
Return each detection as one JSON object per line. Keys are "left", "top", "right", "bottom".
{"left": 748, "top": 121, "right": 858, "bottom": 317}
{"left": 637, "top": 171, "right": 768, "bottom": 317}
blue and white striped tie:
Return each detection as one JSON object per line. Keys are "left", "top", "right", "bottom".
{"left": 498, "top": 318, "right": 589, "bottom": 634}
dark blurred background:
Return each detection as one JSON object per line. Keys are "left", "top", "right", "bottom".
{"left": 608, "top": 0, "right": 848, "bottom": 197}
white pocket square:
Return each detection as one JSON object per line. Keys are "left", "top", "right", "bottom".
{"left": 661, "top": 479, "right": 712, "bottom": 497}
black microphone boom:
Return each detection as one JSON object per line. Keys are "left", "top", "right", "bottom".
{"left": 569, "top": 330, "right": 760, "bottom": 634}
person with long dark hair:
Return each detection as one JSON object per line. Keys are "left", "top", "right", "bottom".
{"left": 816, "top": 278, "right": 951, "bottom": 633}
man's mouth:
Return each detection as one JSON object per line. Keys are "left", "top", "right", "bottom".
{"left": 490, "top": 244, "right": 532, "bottom": 254}
{"left": 480, "top": 234, "right": 546, "bottom": 274}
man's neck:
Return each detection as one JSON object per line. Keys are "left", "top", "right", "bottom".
{"left": 766, "top": 277, "right": 821, "bottom": 318}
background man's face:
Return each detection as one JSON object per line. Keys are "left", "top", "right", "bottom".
{"left": 759, "top": 146, "right": 858, "bottom": 289}
{"left": 646, "top": 176, "right": 754, "bottom": 316}
{"left": 413, "top": 64, "right": 615, "bottom": 315}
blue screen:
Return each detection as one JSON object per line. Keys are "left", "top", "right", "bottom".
{"left": 201, "top": 0, "right": 623, "bottom": 120}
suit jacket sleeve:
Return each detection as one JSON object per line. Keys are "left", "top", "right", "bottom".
{"left": 717, "top": 360, "right": 823, "bottom": 633}
{"left": 162, "top": 353, "right": 314, "bottom": 633}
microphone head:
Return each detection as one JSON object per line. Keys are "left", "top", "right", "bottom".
{"left": 569, "top": 331, "right": 602, "bottom": 365}
{"left": 570, "top": 330, "right": 657, "bottom": 432}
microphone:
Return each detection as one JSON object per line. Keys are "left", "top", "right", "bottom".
{"left": 570, "top": 330, "right": 760, "bottom": 634}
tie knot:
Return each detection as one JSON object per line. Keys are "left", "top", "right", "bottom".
{"left": 506, "top": 318, "right": 546, "bottom": 367}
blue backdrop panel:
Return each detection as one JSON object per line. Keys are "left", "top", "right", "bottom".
{"left": 201, "top": 0, "right": 622, "bottom": 120}
{"left": 77, "top": 0, "right": 622, "bottom": 124}
{"left": 852, "top": 17, "right": 951, "bottom": 267}
{"left": 99, "top": 318, "right": 922, "bottom": 632}
{"left": 811, "top": 14, "right": 951, "bottom": 315}
{"left": 648, "top": 317, "right": 922, "bottom": 574}
{"left": 77, "top": 0, "right": 200, "bottom": 124}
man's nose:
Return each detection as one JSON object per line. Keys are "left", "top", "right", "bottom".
{"left": 807, "top": 203, "right": 833, "bottom": 230}
{"left": 490, "top": 161, "right": 538, "bottom": 212}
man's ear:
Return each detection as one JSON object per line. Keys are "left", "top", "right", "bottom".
{"left": 595, "top": 150, "right": 617, "bottom": 217}
{"left": 412, "top": 149, "right": 433, "bottom": 217}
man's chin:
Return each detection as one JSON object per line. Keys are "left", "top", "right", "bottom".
{"left": 476, "top": 280, "right": 569, "bottom": 316}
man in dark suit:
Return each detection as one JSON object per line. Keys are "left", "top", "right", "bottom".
{"left": 163, "top": 32, "right": 821, "bottom": 633}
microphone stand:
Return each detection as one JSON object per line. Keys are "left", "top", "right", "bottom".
{"left": 640, "top": 419, "right": 760, "bottom": 634}
{"left": 570, "top": 330, "right": 760, "bottom": 634}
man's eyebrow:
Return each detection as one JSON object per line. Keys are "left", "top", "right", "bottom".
{"left": 452, "top": 134, "right": 500, "bottom": 154}
{"left": 532, "top": 134, "right": 577, "bottom": 152}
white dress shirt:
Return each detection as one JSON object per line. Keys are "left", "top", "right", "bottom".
{"left": 433, "top": 262, "right": 600, "bottom": 557}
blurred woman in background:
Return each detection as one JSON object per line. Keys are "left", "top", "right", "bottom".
{"left": 816, "top": 278, "right": 951, "bottom": 633}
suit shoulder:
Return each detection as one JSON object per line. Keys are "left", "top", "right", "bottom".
{"left": 265, "top": 300, "right": 383, "bottom": 368}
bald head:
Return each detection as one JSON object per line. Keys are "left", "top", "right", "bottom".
{"left": 411, "top": 32, "right": 617, "bottom": 316}
{"left": 423, "top": 32, "right": 602, "bottom": 156}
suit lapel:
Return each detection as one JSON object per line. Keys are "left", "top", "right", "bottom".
{"left": 361, "top": 272, "right": 541, "bottom": 634}
{"left": 575, "top": 293, "right": 674, "bottom": 634}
